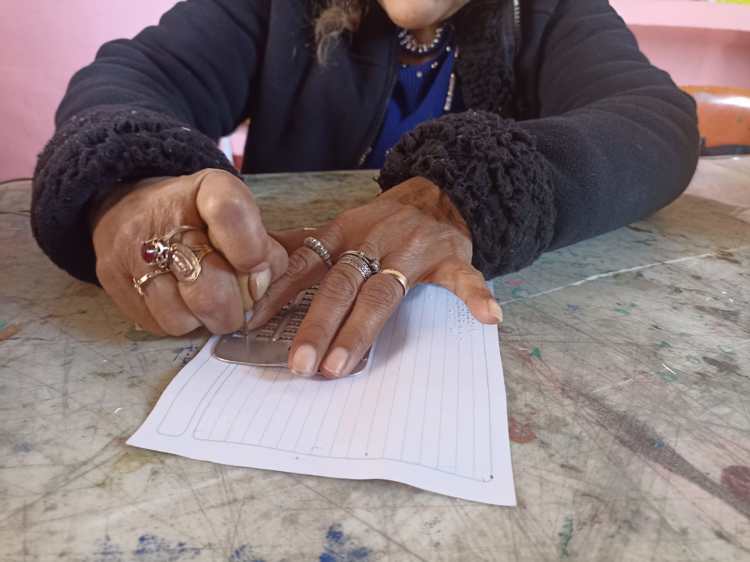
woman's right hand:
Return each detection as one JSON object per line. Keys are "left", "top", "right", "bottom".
{"left": 92, "top": 169, "right": 288, "bottom": 336}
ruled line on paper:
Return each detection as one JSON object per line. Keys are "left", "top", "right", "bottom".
{"left": 129, "top": 284, "right": 516, "bottom": 505}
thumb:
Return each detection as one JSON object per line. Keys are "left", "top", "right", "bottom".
{"left": 194, "top": 170, "right": 288, "bottom": 301}
{"left": 427, "top": 259, "right": 503, "bottom": 325}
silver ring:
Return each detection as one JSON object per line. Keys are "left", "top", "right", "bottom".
{"left": 379, "top": 269, "right": 409, "bottom": 296}
{"left": 303, "top": 237, "right": 333, "bottom": 268}
{"left": 338, "top": 253, "right": 374, "bottom": 281}
{"left": 339, "top": 250, "right": 380, "bottom": 274}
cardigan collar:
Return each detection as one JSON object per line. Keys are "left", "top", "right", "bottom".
{"left": 326, "top": 0, "right": 516, "bottom": 115}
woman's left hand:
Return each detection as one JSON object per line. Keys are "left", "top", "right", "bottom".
{"left": 249, "top": 177, "right": 504, "bottom": 378}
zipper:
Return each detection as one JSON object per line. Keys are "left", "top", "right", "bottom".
{"left": 357, "top": 39, "right": 399, "bottom": 167}
{"left": 512, "top": 0, "right": 521, "bottom": 45}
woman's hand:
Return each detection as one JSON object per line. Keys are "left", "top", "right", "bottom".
{"left": 248, "top": 177, "right": 503, "bottom": 378}
{"left": 92, "top": 169, "right": 288, "bottom": 335}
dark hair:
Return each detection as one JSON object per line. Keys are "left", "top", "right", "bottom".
{"left": 314, "top": 0, "right": 366, "bottom": 62}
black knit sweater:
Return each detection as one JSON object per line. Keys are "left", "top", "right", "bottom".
{"left": 32, "top": 0, "right": 699, "bottom": 284}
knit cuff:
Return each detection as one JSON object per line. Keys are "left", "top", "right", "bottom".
{"left": 378, "top": 110, "right": 556, "bottom": 277}
{"left": 31, "top": 106, "right": 238, "bottom": 283}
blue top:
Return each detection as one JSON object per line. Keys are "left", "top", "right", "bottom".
{"left": 363, "top": 46, "right": 464, "bottom": 169}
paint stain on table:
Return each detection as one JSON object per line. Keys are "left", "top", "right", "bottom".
{"left": 715, "top": 249, "right": 741, "bottom": 265}
{"left": 91, "top": 534, "right": 204, "bottom": 562}
{"left": 319, "top": 524, "right": 370, "bottom": 562}
{"left": 0, "top": 323, "right": 20, "bottom": 342}
{"left": 703, "top": 356, "right": 742, "bottom": 377}
{"left": 13, "top": 442, "right": 32, "bottom": 453}
{"left": 559, "top": 516, "right": 574, "bottom": 558}
{"left": 509, "top": 417, "right": 537, "bottom": 444}
{"left": 614, "top": 303, "right": 638, "bottom": 316}
{"left": 133, "top": 535, "right": 201, "bottom": 560}
{"left": 511, "top": 287, "right": 529, "bottom": 299}
{"left": 721, "top": 466, "right": 750, "bottom": 502}
{"left": 572, "top": 386, "right": 750, "bottom": 519}
{"left": 113, "top": 450, "right": 157, "bottom": 474}
{"left": 658, "top": 370, "right": 679, "bottom": 383}
{"left": 694, "top": 305, "right": 740, "bottom": 323}
{"left": 229, "top": 545, "right": 266, "bottom": 562}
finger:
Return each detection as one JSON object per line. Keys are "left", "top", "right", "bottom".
{"left": 319, "top": 270, "right": 406, "bottom": 378}
{"left": 288, "top": 257, "right": 369, "bottom": 376}
{"left": 195, "top": 169, "right": 288, "bottom": 300}
{"left": 143, "top": 273, "right": 202, "bottom": 336}
{"left": 239, "top": 235, "right": 290, "bottom": 305}
{"left": 246, "top": 222, "right": 344, "bottom": 331}
{"left": 177, "top": 229, "right": 244, "bottom": 334}
{"left": 428, "top": 259, "right": 502, "bottom": 324}
{"left": 270, "top": 227, "right": 319, "bottom": 255}
{"left": 96, "top": 260, "right": 165, "bottom": 335}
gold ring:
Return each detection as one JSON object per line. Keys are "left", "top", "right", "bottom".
{"left": 379, "top": 268, "right": 409, "bottom": 295}
{"left": 141, "top": 225, "right": 202, "bottom": 269}
{"left": 132, "top": 270, "right": 170, "bottom": 297}
{"left": 169, "top": 243, "right": 214, "bottom": 283}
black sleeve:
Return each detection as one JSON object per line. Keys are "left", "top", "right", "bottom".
{"left": 31, "top": 0, "right": 270, "bottom": 283}
{"left": 379, "top": 0, "right": 699, "bottom": 278}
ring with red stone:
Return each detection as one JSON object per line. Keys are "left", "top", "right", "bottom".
{"left": 140, "top": 225, "right": 202, "bottom": 270}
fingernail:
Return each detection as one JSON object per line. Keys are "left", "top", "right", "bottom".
{"left": 238, "top": 274, "right": 254, "bottom": 311}
{"left": 488, "top": 300, "right": 503, "bottom": 324}
{"left": 250, "top": 267, "right": 272, "bottom": 301}
{"left": 322, "top": 348, "right": 349, "bottom": 378}
{"left": 291, "top": 344, "right": 317, "bottom": 376}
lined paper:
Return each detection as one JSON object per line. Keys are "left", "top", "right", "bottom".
{"left": 128, "top": 285, "right": 516, "bottom": 505}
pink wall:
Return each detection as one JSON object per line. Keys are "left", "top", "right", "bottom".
{"left": 2, "top": 1, "right": 749, "bottom": 181}
{"left": 611, "top": 1, "right": 750, "bottom": 90}
{"left": 630, "top": 25, "right": 750, "bottom": 90}
{"left": 0, "top": 1, "right": 176, "bottom": 181}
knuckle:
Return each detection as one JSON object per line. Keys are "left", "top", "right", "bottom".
{"left": 297, "top": 319, "right": 332, "bottom": 342}
{"left": 324, "top": 219, "right": 345, "bottom": 250}
{"left": 319, "top": 268, "right": 360, "bottom": 303}
{"left": 230, "top": 242, "right": 270, "bottom": 272}
{"left": 358, "top": 240, "right": 380, "bottom": 259}
{"left": 186, "top": 286, "right": 234, "bottom": 323}
{"left": 202, "top": 168, "right": 237, "bottom": 182}
{"left": 287, "top": 250, "right": 317, "bottom": 277}
{"left": 158, "top": 316, "right": 198, "bottom": 337}
{"left": 359, "top": 277, "right": 402, "bottom": 311}
{"left": 414, "top": 222, "right": 439, "bottom": 241}
{"left": 95, "top": 259, "right": 115, "bottom": 285}
{"left": 394, "top": 206, "right": 421, "bottom": 224}
{"left": 201, "top": 192, "right": 248, "bottom": 224}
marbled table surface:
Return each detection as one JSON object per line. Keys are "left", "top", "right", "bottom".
{"left": 1, "top": 159, "right": 749, "bottom": 561}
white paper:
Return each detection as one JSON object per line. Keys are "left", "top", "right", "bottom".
{"left": 128, "top": 285, "right": 516, "bottom": 506}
